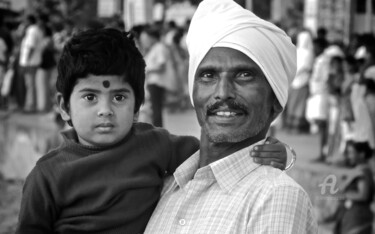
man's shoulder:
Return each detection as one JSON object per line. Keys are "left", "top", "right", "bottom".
{"left": 249, "top": 166, "right": 305, "bottom": 192}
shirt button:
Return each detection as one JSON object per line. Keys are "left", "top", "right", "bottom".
{"left": 179, "top": 219, "right": 186, "bottom": 226}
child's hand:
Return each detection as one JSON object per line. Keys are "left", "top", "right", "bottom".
{"left": 250, "top": 136, "right": 287, "bottom": 170}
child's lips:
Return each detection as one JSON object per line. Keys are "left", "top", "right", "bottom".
{"left": 96, "top": 123, "right": 115, "bottom": 131}
{"left": 96, "top": 122, "right": 114, "bottom": 128}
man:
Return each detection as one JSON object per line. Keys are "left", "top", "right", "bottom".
{"left": 19, "top": 14, "right": 43, "bottom": 112}
{"left": 140, "top": 25, "right": 177, "bottom": 127}
{"left": 145, "top": 0, "right": 317, "bottom": 233}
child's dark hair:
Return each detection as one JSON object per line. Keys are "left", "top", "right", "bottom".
{"left": 56, "top": 28, "right": 146, "bottom": 113}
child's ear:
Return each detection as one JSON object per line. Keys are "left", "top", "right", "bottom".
{"left": 133, "top": 111, "right": 139, "bottom": 122}
{"left": 57, "top": 93, "right": 71, "bottom": 123}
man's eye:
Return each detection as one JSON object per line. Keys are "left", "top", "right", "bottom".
{"left": 114, "top": 95, "right": 126, "bottom": 102}
{"left": 197, "top": 72, "right": 214, "bottom": 82}
{"left": 84, "top": 94, "right": 96, "bottom": 101}
{"left": 237, "top": 72, "right": 255, "bottom": 80}
{"left": 202, "top": 72, "right": 213, "bottom": 78}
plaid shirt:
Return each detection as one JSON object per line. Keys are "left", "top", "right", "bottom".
{"left": 145, "top": 143, "right": 317, "bottom": 234}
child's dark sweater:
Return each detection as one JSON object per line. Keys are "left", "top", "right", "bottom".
{"left": 16, "top": 123, "right": 199, "bottom": 234}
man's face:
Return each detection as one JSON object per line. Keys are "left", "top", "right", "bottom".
{"left": 59, "top": 75, "right": 135, "bottom": 147}
{"left": 193, "top": 47, "right": 277, "bottom": 143}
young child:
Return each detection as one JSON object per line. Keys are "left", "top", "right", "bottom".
{"left": 16, "top": 28, "right": 289, "bottom": 233}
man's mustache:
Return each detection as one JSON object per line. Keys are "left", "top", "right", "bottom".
{"left": 206, "top": 100, "right": 248, "bottom": 114}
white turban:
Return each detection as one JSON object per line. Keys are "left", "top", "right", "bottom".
{"left": 186, "top": 0, "right": 297, "bottom": 108}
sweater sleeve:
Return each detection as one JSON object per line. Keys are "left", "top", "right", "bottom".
{"left": 166, "top": 134, "right": 200, "bottom": 173}
{"left": 16, "top": 165, "right": 58, "bottom": 234}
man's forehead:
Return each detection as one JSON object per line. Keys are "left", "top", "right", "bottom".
{"left": 198, "top": 47, "right": 264, "bottom": 73}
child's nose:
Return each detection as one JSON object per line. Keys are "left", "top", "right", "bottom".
{"left": 97, "top": 102, "right": 114, "bottom": 117}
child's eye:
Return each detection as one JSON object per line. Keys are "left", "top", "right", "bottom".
{"left": 114, "top": 95, "right": 126, "bottom": 102}
{"left": 83, "top": 94, "right": 96, "bottom": 102}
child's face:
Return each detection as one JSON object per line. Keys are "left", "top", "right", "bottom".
{"left": 59, "top": 74, "right": 135, "bottom": 147}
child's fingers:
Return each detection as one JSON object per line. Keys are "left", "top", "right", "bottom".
{"left": 252, "top": 156, "right": 285, "bottom": 165}
{"left": 253, "top": 157, "right": 284, "bottom": 165}
{"left": 251, "top": 151, "right": 285, "bottom": 159}
{"left": 253, "top": 157, "right": 270, "bottom": 164}
{"left": 270, "top": 161, "right": 286, "bottom": 170}
{"left": 253, "top": 144, "right": 284, "bottom": 152}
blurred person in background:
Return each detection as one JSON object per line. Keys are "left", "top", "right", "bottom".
{"left": 344, "top": 42, "right": 375, "bottom": 153}
{"left": 286, "top": 29, "right": 314, "bottom": 133}
{"left": 140, "top": 25, "right": 178, "bottom": 127}
{"left": 314, "top": 27, "right": 329, "bottom": 56}
{"left": 331, "top": 55, "right": 361, "bottom": 165}
{"left": 170, "top": 28, "right": 190, "bottom": 110}
{"left": 163, "top": 20, "right": 178, "bottom": 46}
{"left": 325, "top": 55, "right": 345, "bottom": 163}
{"left": 179, "top": 19, "right": 191, "bottom": 52}
{"left": 53, "top": 20, "right": 74, "bottom": 56}
{"left": 361, "top": 55, "right": 375, "bottom": 155}
{"left": 164, "top": 26, "right": 190, "bottom": 112}
{"left": 129, "top": 24, "right": 153, "bottom": 124}
{"left": 18, "top": 14, "right": 44, "bottom": 113}
{"left": 0, "top": 15, "right": 14, "bottom": 109}
{"left": 306, "top": 45, "right": 345, "bottom": 162}
{"left": 35, "top": 15, "right": 56, "bottom": 113}
{"left": 334, "top": 141, "right": 374, "bottom": 234}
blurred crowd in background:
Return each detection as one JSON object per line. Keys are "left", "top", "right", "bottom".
{"left": 283, "top": 27, "right": 375, "bottom": 167}
{"left": 0, "top": 13, "right": 192, "bottom": 128}
{"left": 0, "top": 8, "right": 374, "bottom": 170}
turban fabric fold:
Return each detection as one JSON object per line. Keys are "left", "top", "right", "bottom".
{"left": 186, "top": 0, "right": 297, "bottom": 108}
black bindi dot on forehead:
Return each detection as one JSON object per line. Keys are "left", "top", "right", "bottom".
{"left": 103, "top": 80, "right": 110, "bottom": 88}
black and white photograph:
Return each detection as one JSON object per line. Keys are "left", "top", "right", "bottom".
{"left": 0, "top": 0, "right": 374, "bottom": 233}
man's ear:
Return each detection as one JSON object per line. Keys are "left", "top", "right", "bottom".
{"left": 56, "top": 93, "right": 71, "bottom": 124}
{"left": 270, "top": 99, "right": 283, "bottom": 122}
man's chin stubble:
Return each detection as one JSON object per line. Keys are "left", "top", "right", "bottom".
{"left": 207, "top": 121, "right": 267, "bottom": 143}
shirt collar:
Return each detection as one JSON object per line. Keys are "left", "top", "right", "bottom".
{"left": 173, "top": 150, "right": 201, "bottom": 188}
{"left": 210, "top": 140, "right": 265, "bottom": 193}
{"left": 173, "top": 139, "right": 266, "bottom": 193}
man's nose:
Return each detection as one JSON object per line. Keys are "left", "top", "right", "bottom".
{"left": 214, "top": 77, "right": 235, "bottom": 100}
{"left": 97, "top": 100, "right": 114, "bottom": 117}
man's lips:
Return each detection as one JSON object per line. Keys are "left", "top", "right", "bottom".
{"left": 208, "top": 109, "right": 245, "bottom": 117}
{"left": 206, "top": 100, "right": 248, "bottom": 117}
